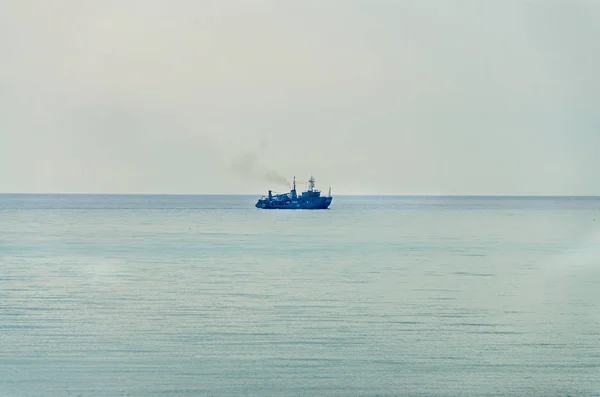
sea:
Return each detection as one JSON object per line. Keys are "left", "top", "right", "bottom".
{"left": 1, "top": 194, "right": 599, "bottom": 397}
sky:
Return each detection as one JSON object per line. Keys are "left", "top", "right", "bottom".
{"left": 1, "top": 0, "right": 599, "bottom": 195}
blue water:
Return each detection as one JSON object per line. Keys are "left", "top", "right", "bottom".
{"left": 1, "top": 194, "right": 599, "bottom": 396}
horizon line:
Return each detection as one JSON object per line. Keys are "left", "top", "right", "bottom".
{"left": 1, "top": 192, "right": 599, "bottom": 198}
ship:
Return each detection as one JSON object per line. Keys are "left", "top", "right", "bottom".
{"left": 255, "top": 176, "right": 333, "bottom": 209}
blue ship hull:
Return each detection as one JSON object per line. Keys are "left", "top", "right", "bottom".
{"left": 255, "top": 176, "right": 333, "bottom": 210}
{"left": 255, "top": 197, "right": 332, "bottom": 209}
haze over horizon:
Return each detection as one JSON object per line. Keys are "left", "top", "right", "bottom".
{"left": 2, "top": 1, "right": 599, "bottom": 195}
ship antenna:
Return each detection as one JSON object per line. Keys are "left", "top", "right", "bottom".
{"left": 293, "top": 176, "right": 296, "bottom": 191}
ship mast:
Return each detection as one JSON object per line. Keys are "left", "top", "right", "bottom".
{"left": 290, "top": 175, "right": 298, "bottom": 200}
{"left": 308, "top": 176, "right": 316, "bottom": 191}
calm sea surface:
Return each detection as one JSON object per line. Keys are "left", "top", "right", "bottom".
{"left": 1, "top": 194, "right": 599, "bottom": 397}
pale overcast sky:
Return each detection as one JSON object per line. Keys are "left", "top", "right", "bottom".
{"left": 1, "top": 1, "right": 599, "bottom": 195}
